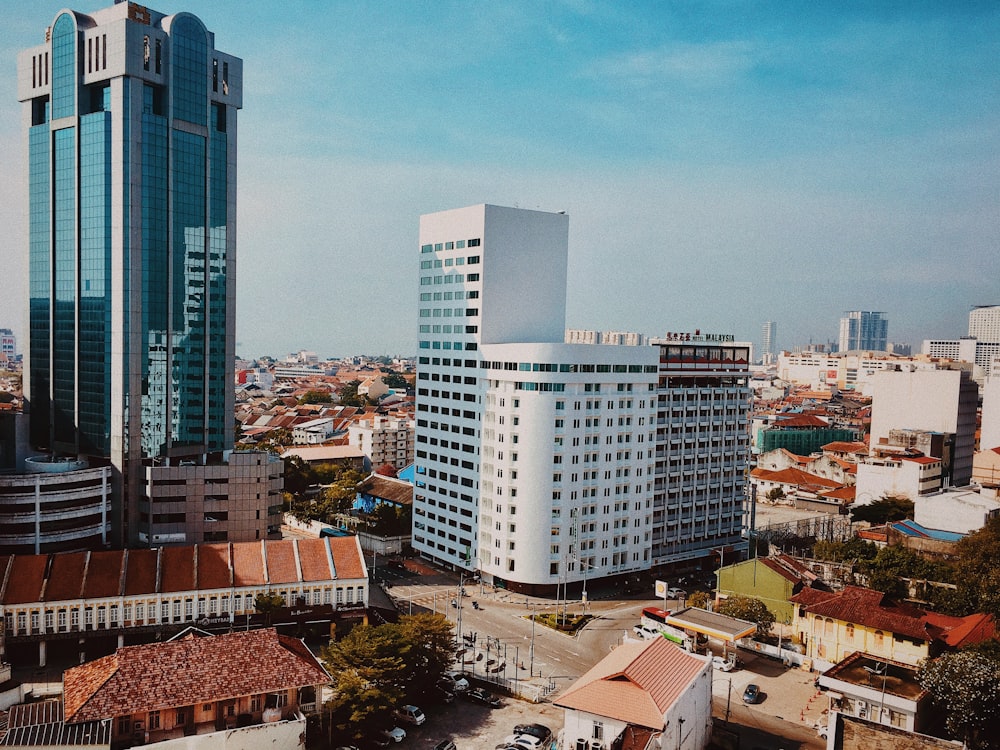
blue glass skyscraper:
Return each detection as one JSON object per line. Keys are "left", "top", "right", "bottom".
{"left": 19, "top": 4, "right": 244, "bottom": 546}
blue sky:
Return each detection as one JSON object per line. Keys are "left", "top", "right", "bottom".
{"left": 1, "top": 1, "right": 997, "bottom": 359}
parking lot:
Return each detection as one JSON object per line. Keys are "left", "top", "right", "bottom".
{"left": 366, "top": 687, "right": 564, "bottom": 750}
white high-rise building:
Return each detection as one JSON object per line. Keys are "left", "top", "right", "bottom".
{"left": 969, "top": 306, "right": 1000, "bottom": 343}
{"left": 414, "top": 205, "right": 749, "bottom": 593}
{"left": 760, "top": 321, "right": 776, "bottom": 364}
{"left": 869, "top": 368, "right": 978, "bottom": 487}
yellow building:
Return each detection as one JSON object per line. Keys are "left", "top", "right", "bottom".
{"left": 790, "top": 585, "right": 995, "bottom": 670}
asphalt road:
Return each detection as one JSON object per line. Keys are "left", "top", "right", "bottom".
{"left": 381, "top": 563, "right": 827, "bottom": 750}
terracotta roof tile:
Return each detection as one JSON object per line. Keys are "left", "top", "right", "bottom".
{"left": 123, "top": 549, "right": 158, "bottom": 596}
{"left": 82, "top": 551, "right": 126, "bottom": 599}
{"left": 232, "top": 542, "right": 266, "bottom": 587}
{"left": 555, "top": 638, "right": 708, "bottom": 729}
{"left": 43, "top": 552, "right": 88, "bottom": 602}
{"left": 750, "top": 466, "right": 843, "bottom": 489}
{"left": 63, "top": 628, "right": 330, "bottom": 724}
{"left": 197, "top": 544, "right": 232, "bottom": 590}
{"left": 160, "top": 547, "right": 196, "bottom": 593}
{"left": 265, "top": 540, "right": 299, "bottom": 584}
{"left": 329, "top": 537, "right": 366, "bottom": 580}
{"left": 3, "top": 554, "right": 48, "bottom": 604}
{"left": 297, "top": 539, "right": 334, "bottom": 582}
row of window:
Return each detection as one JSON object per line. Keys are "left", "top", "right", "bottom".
{"left": 420, "top": 238, "right": 481, "bottom": 253}
{"left": 419, "top": 272, "right": 480, "bottom": 285}
{"left": 419, "top": 255, "right": 481, "bottom": 268}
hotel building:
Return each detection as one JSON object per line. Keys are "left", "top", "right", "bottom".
{"left": 414, "top": 205, "right": 748, "bottom": 594}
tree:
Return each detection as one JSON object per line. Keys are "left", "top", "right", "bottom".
{"left": 765, "top": 487, "right": 785, "bottom": 503}
{"left": 254, "top": 591, "right": 285, "bottom": 625}
{"left": 338, "top": 380, "right": 364, "bottom": 407}
{"left": 860, "top": 544, "right": 952, "bottom": 600}
{"left": 298, "top": 389, "right": 333, "bottom": 404}
{"left": 382, "top": 373, "right": 410, "bottom": 390}
{"left": 395, "top": 613, "right": 456, "bottom": 698}
{"left": 951, "top": 516, "right": 1000, "bottom": 618}
{"left": 851, "top": 495, "right": 913, "bottom": 524}
{"left": 917, "top": 650, "right": 1000, "bottom": 749}
{"left": 813, "top": 536, "right": 877, "bottom": 563}
{"left": 717, "top": 595, "right": 775, "bottom": 636}
{"left": 687, "top": 590, "right": 711, "bottom": 610}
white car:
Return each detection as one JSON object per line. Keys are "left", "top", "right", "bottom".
{"left": 666, "top": 588, "right": 687, "bottom": 599}
{"left": 495, "top": 734, "right": 543, "bottom": 750}
{"left": 439, "top": 670, "right": 470, "bottom": 692}
{"left": 379, "top": 727, "right": 406, "bottom": 743}
{"left": 632, "top": 625, "right": 660, "bottom": 640}
{"left": 712, "top": 656, "right": 734, "bottom": 672}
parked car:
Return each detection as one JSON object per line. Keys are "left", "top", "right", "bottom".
{"left": 379, "top": 726, "right": 407, "bottom": 743}
{"left": 439, "top": 670, "right": 470, "bottom": 692}
{"left": 666, "top": 587, "right": 687, "bottom": 599}
{"left": 814, "top": 719, "right": 829, "bottom": 739}
{"left": 712, "top": 656, "right": 734, "bottom": 672}
{"left": 512, "top": 724, "right": 552, "bottom": 746}
{"left": 742, "top": 683, "right": 762, "bottom": 704}
{"left": 632, "top": 624, "right": 660, "bottom": 640}
{"left": 432, "top": 686, "right": 455, "bottom": 704}
{"left": 495, "top": 735, "right": 542, "bottom": 750}
{"left": 463, "top": 687, "right": 502, "bottom": 708}
{"left": 434, "top": 742, "right": 457, "bottom": 750}
{"left": 393, "top": 704, "right": 425, "bottom": 725}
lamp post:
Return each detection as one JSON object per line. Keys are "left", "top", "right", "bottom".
{"left": 529, "top": 605, "right": 537, "bottom": 677}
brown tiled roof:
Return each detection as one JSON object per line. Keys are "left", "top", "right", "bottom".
{"left": 198, "top": 543, "right": 232, "bottom": 589}
{"left": 123, "top": 549, "right": 158, "bottom": 596}
{"left": 773, "top": 414, "right": 830, "bottom": 428}
{"left": 232, "top": 542, "right": 266, "bottom": 586}
{"left": 160, "top": 547, "right": 196, "bottom": 593}
{"left": 1, "top": 539, "right": 364, "bottom": 604}
{"left": 329, "top": 536, "right": 366, "bottom": 580}
{"left": 44, "top": 552, "right": 89, "bottom": 601}
{"left": 792, "top": 586, "right": 994, "bottom": 646}
{"left": 63, "top": 628, "right": 330, "bottom": 724}
{"left": 265, "top": 540, "right": 300, "bottom": 584}
{"left": 82, "top": 551, "right": 126, "bottom": 599}
{"left": 750, "top": 466, "right": 843, "bottom": 490}
{"left": 297, "top": 539, "right": 334, "bottom": 582}
{"left": 3, "top": 554, "right": 48, "bottom": 604}
{"left": 819, "top": 486, "right": 856, "bottom": 501}
{"left": 555, "top": 637, "right": 707, "bottom": 729}
{"left": 822, "top": 441, "right": 869, "bottom": 454}
{"left": 356, "top": 474, "right": 413, "bottom": 506}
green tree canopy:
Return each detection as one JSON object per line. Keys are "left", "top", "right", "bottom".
{"left": 860, "top": 544, "right": 953, "bottom": 600}
{"left": 813, "top": 536, "right": 878, "bottom": 563}
{"left": 298, "top": 389, "right": 333, "bottom": 404}
{"left": 851, "top": 495, "right": 914, "bottom": 524}
{"left": 918, "top": 649, "right": 1000, "bottom": 749}
{"left": 322, "top": 615, "right": 456, "bottom": 738}
{"left": 338, "top": 380, "right": 364, "bottom": 407}
{"left": 716, "top": 595, "right": 775, "bottom": 636}
{"left": 950, "top": 516, "right": 1000, "bottom": 618}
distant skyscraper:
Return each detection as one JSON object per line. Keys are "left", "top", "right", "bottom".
{"left": 838, "top": 311, "right": 888, "bottom": 352}
{"left": 760, "top": 321, "right": 776, "bottom": 364}
{"left": 19, "top": 3, "right": 280, "bottom": 548}
{"left": 969, "top": 306, "right": 1000, "bottom": 343}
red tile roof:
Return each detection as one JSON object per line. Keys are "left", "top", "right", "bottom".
{"left": 265, "top": 540, "right": 300, "bottom": 584}
{"left": 750, "top": 466, "right": 843, "bottom": 490}
{"left": 297, "top": 539, "right": 334, "bottom": 582}
{"left": 198, "top": 543, "right": 232, "bottom": 589}
{"left": 232, "top": 542, "right": 266, "bottom": 587}
{"left": 63, "top": 628, "right": 330, "bottom": 724}
{"left": 44, "top": 552, "right": 88, "bottom": 601}
{"left": 0, "top": 539, "right": 363, "bottom": 604}
{"left": 329, "top": 536, "right": 366, "bottom": 580}
{"left": 791, "top": 586, "right": 995, "bottom": 647}
{"left": 82, "top": 551, "right": 125, "bottom": 599}
{"left": 160, "top": 546, "right": 196, "bottom": 593}
{"left": 774, "top": 414, "right": 830, "bottom": 428}
{"left": 123, "top": 549, "right": 158, "bottom": 596}
{"left": 555, "top": 638, "right": 708, "bottom": 729}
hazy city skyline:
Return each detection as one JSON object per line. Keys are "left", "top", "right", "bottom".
{"left": 1, "top": 1, "right": 997, "bottom": 359}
